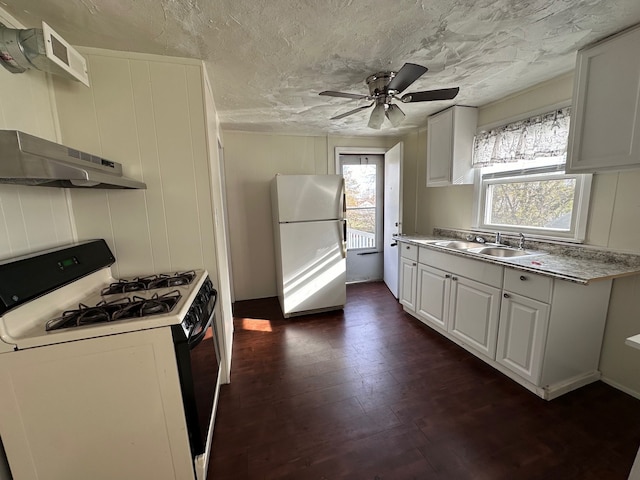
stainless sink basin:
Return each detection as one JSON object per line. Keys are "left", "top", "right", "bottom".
{"left": 435, "top": 240, "right": 482, "bottom": 250}
{"left": 468, "top": 246, "right": 537, "bottom": 258}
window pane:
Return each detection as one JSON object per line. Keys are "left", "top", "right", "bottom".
{"left": 346, "top": 209, "right": 375, "bottom": 248}
{"left": 343, "top": 164, "right": 376, "bottom": 249}
{"left": 485, "top": 178, "right": 576, "bottom": 230}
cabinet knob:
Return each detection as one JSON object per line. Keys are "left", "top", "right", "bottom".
{"left": 503, "top": 293, "right": 510, "bottom": 298}
{"left": 452, "top": 276, "right": 458, "bottom": 281}
{"left": 445, "top": 274, "right": 451, "bottom": 279}
{"left": 412, "top": 262, "right": 417, "bottom": 266}
{"left": 405, "top": 246, "right": 410, "bottom": 249}
{"left": 519, "top": 275, "right": 527, "bottom": 281}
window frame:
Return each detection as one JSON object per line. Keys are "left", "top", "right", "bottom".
{"left": 472, "top": 165, "right": 592, "bottom": 242}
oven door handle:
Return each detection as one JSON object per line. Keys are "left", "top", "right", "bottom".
{"left": 187, "top": 291, "right": 218, "bottom": 349}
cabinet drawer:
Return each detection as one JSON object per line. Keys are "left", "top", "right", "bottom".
{"left": 504, "top": 268, "right": 552, "bottom": 303}
{"left": 419, "top": 248, "right": 503, "bottom": 288}
{"left": 400, "top": 243, "right": 418, "bottom": 261}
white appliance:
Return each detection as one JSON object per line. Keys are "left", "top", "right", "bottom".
{"left": 271, "top": 174, "right": 347, "bottom": 317}
{"left": 0, "top": 240, "right": 220, "bottom": 480}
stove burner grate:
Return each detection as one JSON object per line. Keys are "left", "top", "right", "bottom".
{"left": 101, "top": 271, "right": 195, "bottom": 295}
{"left": 46, "top": 290, "right": 182, "bottom": 331}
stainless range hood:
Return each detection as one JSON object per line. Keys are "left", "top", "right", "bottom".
{"left": 0, "top": 130, "right": 146, "bottom": 189}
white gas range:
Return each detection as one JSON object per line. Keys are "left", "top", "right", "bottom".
{"left": 0, "top": 240, "right": 220, "bottom": 480}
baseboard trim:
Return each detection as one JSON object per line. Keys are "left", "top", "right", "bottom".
{"left": 601, "top": 376, "right": 640, "bottom": 400}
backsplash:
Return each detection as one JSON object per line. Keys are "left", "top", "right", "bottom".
{"left": 0, "top": 185, "right": 74, "bottom": 260}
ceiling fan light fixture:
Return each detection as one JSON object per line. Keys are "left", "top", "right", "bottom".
{"left": 386, "top": 104, "right": 405, "bottom": 127}
{"left": 368, "top": 103, "right": 385, "bottom": 129}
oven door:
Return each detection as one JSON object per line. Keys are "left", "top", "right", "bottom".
{"left": 172, "top": 284, "right": 220, "bottom": 477}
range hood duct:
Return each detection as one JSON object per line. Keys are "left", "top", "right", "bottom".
{"left": 0, "top": 130, "right": 146, "bottom": 189}
{"left": 0, "top": 21, "right": 89, "bottom": 86}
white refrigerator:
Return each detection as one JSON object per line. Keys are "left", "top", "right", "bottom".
{"left": 271, "top": 174, "right": 347, "bottom": 318}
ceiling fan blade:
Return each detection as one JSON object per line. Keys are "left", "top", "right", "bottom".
{"left": 368, "top": 103, "right": 385, "bottom": 129}
{"left": 385, "top": 104, "right": 405, "bottom": 127}
{"left": 330, "top": 103, "right": 374, "bottom": 120}
{"left": 401, "top": 87, "right": 460, "bottom": 103}
{"left": 320, "top": 91, "right": 369, "bottom": 100}
{"left": 387, "top": 63, "right": 428, "bottom": 93}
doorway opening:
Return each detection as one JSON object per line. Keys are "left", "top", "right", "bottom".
{"left": 339, "top": 154, "right": 384, "bottom": 283}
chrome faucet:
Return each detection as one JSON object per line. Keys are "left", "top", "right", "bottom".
{"left": 495, "top": 232, "right": 502, "bottom": 244}
{"left": 518, "top": 233, "right": 525, "bottom": 250}
{"left": 466, "top": 233, "right": 486, "bottom": 244}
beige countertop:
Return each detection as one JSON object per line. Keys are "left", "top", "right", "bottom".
{"left": 395, "top": 234, "right": 640, "bottom": 285}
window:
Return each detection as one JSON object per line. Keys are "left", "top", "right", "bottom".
{"left": 473, "top": 108, "right": 591, "bottom": 242}
{"left": 341, "top": 156, "right": 383, "bottom": 251}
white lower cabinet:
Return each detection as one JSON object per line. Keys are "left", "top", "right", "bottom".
{"left": 398, "top": 241, "right": 614, "bottom": 400}
{"left": 414, "top": 248, "right": 503, "bottom": 360}
{"left": 496, "top": 292, "right": 550, "bottom": 384}
{"left": 399, "top": 243, "right": 418, "bottom": 312}
{"left": 399, "top": 257, "right": 418, "bottom": 312}
{"left": 449, "top": 275, "right": 501, "bottom": 359}
{"left": 416, "top": 264, "right": 450, "bottom": 331}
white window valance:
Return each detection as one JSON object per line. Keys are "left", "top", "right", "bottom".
{"left": 472, "top": 107, "right": 571, "bottom": 167}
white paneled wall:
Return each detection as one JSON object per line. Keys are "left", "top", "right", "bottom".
{"left": 0, "top": 8, "right": 74, "bottom": 260}
{"left": 53, "top": 49, "right": 217, "bottom": 280}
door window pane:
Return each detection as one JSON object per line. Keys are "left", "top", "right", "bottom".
{"left": 343, "top": 164, "right": 376, "bottom": 249}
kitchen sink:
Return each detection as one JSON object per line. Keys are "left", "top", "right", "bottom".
{"left": 434, "top": 240, "right": 482, "bottom": 250}
{"left": 468, "top": 246, "right": 539, "bottom": 258}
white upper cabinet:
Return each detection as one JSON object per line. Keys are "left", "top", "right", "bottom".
{"left": 566, "top": 24, "right": 640, "bottom": 173}
{"left": 426, "top": 105, "right": 478, "bottom": 186}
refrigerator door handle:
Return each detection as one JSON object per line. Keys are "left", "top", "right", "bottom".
{"left": 340, "top": 220, "right": 347, "bottom": 259}
{"left": 340, "top": 178, "right": 346, "bottom": 220}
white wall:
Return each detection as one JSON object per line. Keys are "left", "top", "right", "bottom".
{"left": 221, "top": 131, "right": 399, "bottom": 301}
{"left": 52, "top": 48, "right": 235, "bottom": 381}
{"left": 412, "top": 72, "right": 640, "bottom": 397}
{"left": 53, "top": 48, "right": 218, "bottom": 279}
{"left": 0, "top": 8, "right": 75, "bottom": 260}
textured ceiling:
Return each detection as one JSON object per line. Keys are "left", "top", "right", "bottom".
{"left": 3, "top": 0, "right": 640, "bottom": 136}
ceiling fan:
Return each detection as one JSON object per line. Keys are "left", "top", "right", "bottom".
{"left": 319, "top": 63, "right": 459, "bottom": 129}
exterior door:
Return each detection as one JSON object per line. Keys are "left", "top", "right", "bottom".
{"left": 383, "top": 142, "right": 403, "bottom": 298}
{"left": 340, "top": 154, "right": 384, "bottom": 283}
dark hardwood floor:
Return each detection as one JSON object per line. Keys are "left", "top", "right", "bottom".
{"left": 209, "top": 281, "right": 640, "bottom": 480}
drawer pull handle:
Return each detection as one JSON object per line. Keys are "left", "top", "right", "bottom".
{"left": 503, "top": 293, "right": 510, "bottom": 298}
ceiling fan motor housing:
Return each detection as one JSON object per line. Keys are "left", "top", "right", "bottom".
{"left": 366, "top": 71, "right": 397, "bottom": 97}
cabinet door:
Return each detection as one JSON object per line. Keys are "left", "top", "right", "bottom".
{"left": 496, "top": 292, "right": 550, "bottom": 385}
{"left": 426, "top": 108, "right": 453, "bottom": 186}
{"left": 399, "top": 257, "right": 418, "bottom": 312}
{"left": 567, "top": 25, "right": 640, "bottom": 172}
{"left": 448, "top": 276, "right": 501, "bottom": 359}
{"left": 416, "top": 264, "right": 450, "bottom": 332}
